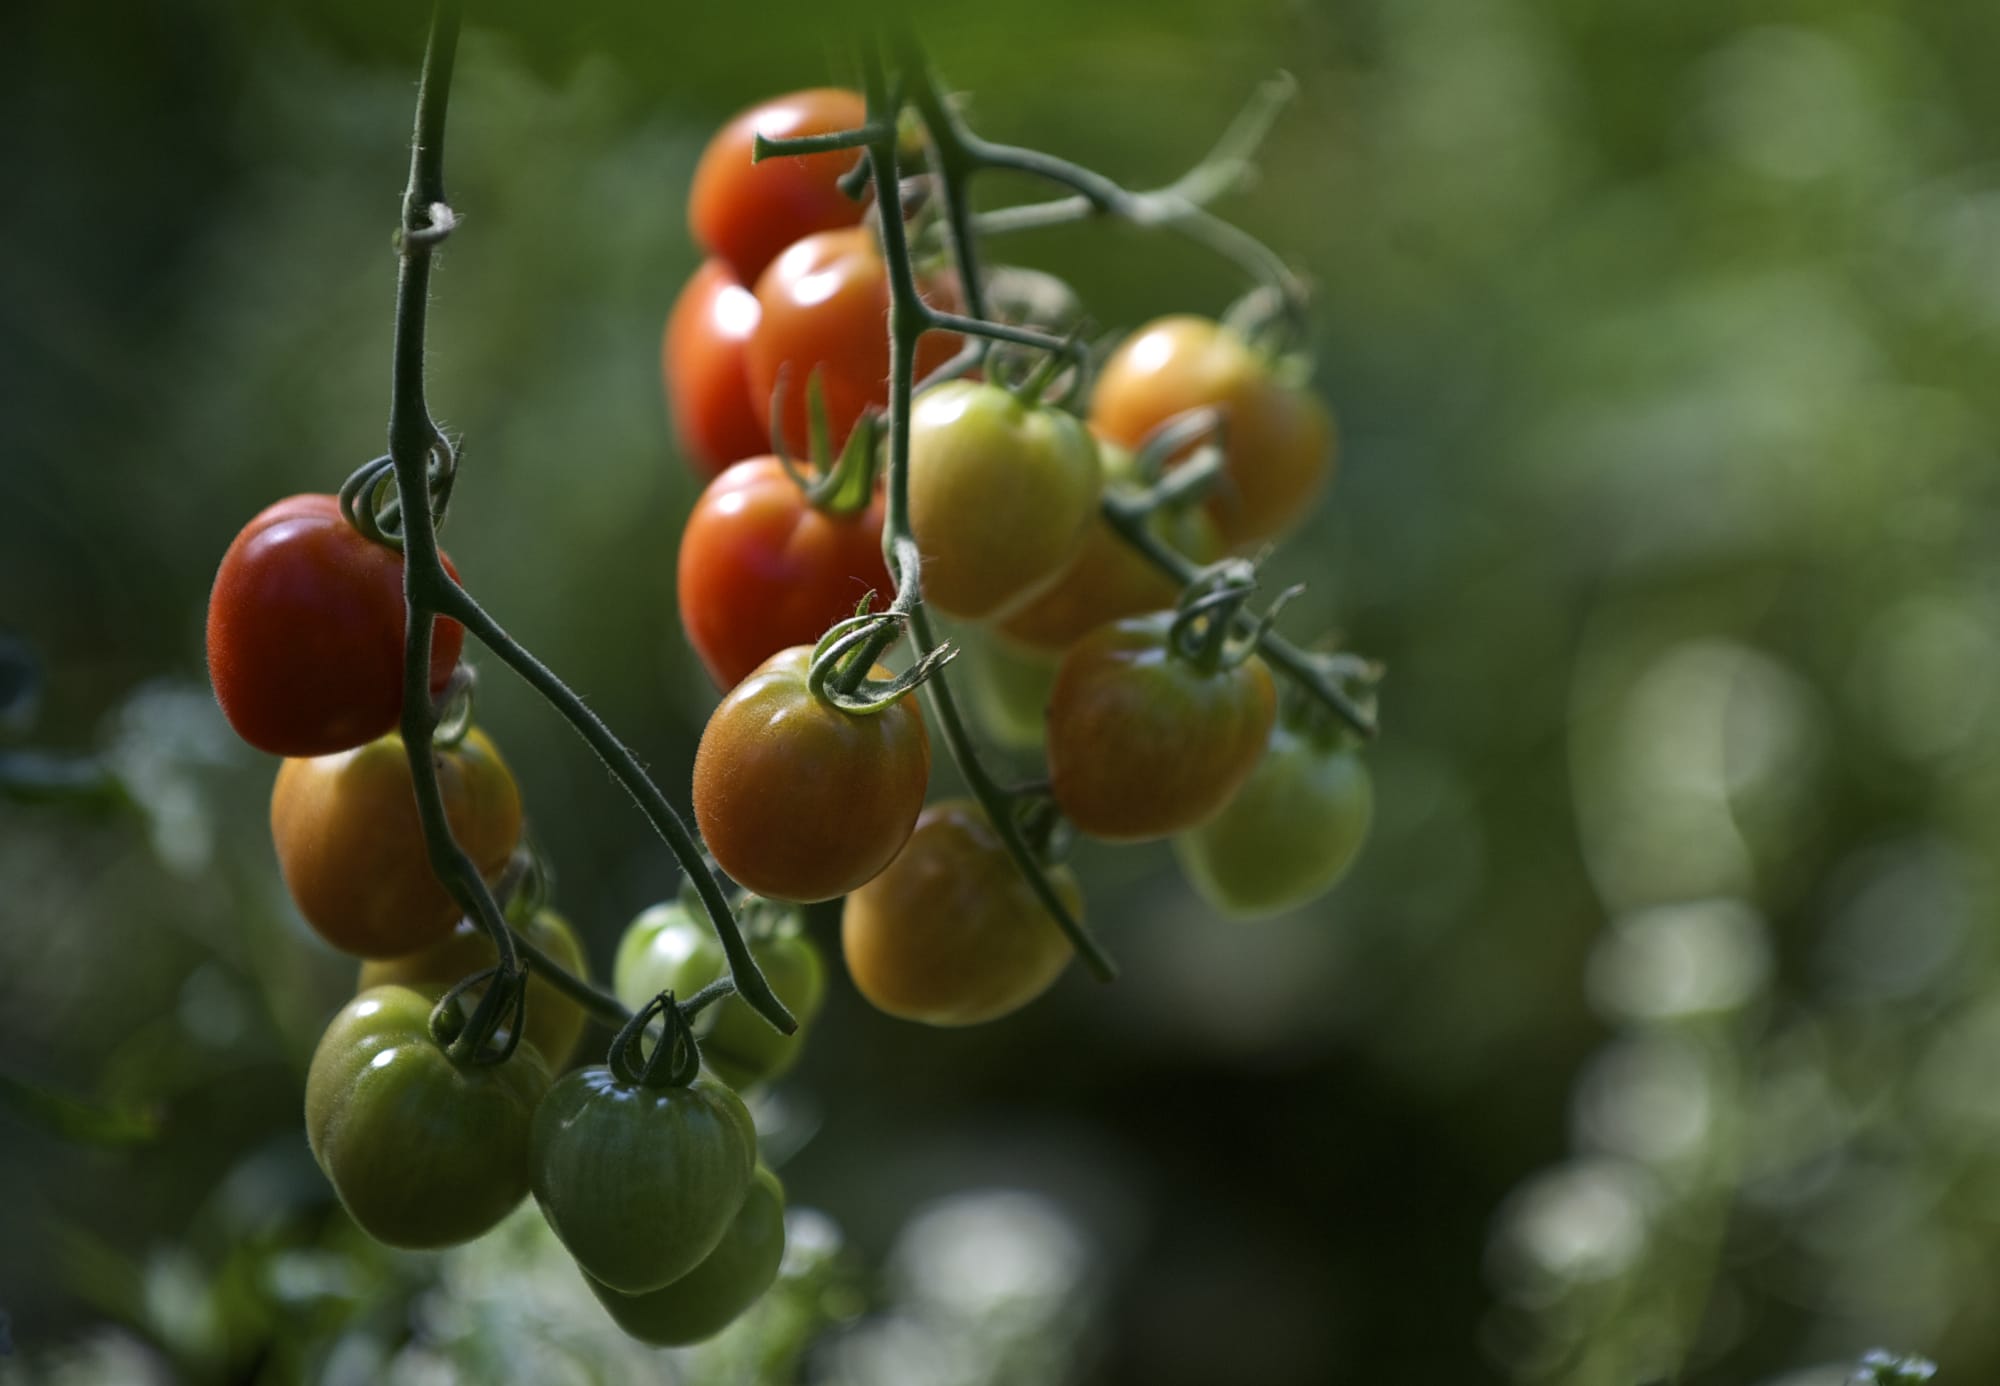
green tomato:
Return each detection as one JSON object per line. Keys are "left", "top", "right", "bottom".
{"left": 959, "top": 627, "right": 1058, "bottom": 751}
{"left": 1172, "top": 721, "right": 1373, "bottom": 919}
{"left": 531, "top": 1065, "right": 757, "bottom": 1293}
{"left": 305, "top": 985, "right": 550, "bottom": 1250}
{"left": 586, "top": 1164, "right": 787, "bottom": 1346}
{"left": 613, "top": 903, "right": 827, "bottom": 1090}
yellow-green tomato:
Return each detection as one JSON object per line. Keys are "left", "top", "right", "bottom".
{"left": 1173, "top": 722, "right": 1373, "bottom": 919}
{"left": 587, "top": 1164, "right": 787, "bottom": 1346}
{"left": 305, "top": 985, "right": 550, "bottom": 1250}
{"left": 908, "top": 380, "right": 1103, "bottom": 620}
{"left": 959, "top": 627, "right": 1058, "bottom": 751}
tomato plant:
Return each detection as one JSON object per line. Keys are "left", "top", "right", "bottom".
{"left": 663, "top": 259, "right": 768, "bottom": 478}
{"left": 689, "top": 88, "right": 870, "bottom": 287}
{"left": 305, "top": 985, "right": 549, "bottom": 1249}
{"left": 207, "top": 493, "right": 465, "bottom": 757}
{"left": 676, "top": 456, "right": 892, "bottom": 690}
{"left": 906, "top": 380, "right": 1104, "bottom": 620}
{"left": 692, "top": 645, "right": 930, "bottom": 903}
{"left": 1090, "top": 315, "right": 1334, "bottom": 547}
{"left": 271, "top": 727, "right": 523, "bottom": 958}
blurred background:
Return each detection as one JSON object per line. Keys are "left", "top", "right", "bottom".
{"left": 5, "top": 0, "right": 1999, "bottom": 1382}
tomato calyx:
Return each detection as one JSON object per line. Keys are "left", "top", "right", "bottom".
{"left": 769, "top": 372, "right": 884, "bottom": 521}
{"left": 807, "top": 600, "right": 955, "bottom": 716}
{"left": 430, "top": 962, "right": 529, "bottom": 1067}
{"left": 336, "top": 435, "right": 459, "bottom": 554}
{"left": 1169, "top": 559, "right": 1300, "bottom": 676}
{"left": 430, "top": 663, "right": 477, "bottom": 750}
{"left": 609, "top": 991, "right": 705, "bottom": 1090}
{"left": 1280, "top": 650, "right": 1383, "bottom": 751}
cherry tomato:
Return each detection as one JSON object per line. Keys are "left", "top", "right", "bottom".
{"left": 1046, "top": 614, "right": 1277, "bottom": 841}
{"left": 1090, "top": 316, "right": 1334, "bottom": 546}
{"left": 1174, "top": 722, "right": 1373, "bottom": 919}
{"left": 907, "top": 380, "right": 1103, "bottom": 620}
{"left": 305, "top": 985, "right": 550, "bottom": 1249}
{"left": 359, "top": 909, "right": 592, "bottom": 1068}
{"left": 664, "top": 260, "right": 768, "bottom": 478}
{"left": 207, "top": 493, "right": 465, "bottom": 757}
{"left": 998, "top": 439, "right": 1225, "bottom": 651}
{"left": 613, "top": 902, "right": 827, "bottom": 1089}
{"left": 586, "top": 1164, "right": 787, "bottom": 1346}
{"left": 692, "top": 646, "right": 930, "bottom": 904}
{"left": 842, "top": 799, "right": 1078, "bottom": 1026}
{"left": 744, "top": 227, "right": 961, "bottom": 455}
{"left": 531, "top": 1065, "right": 757, "bottom": 1293}
{"left": 960, "top": 629, "right": 1058, "bottom": 751}
{"left": 271, "top": 727, "right": 523, "bottom": 959}
{"left": 676, "top": 456, "right": 893, "bottom": 690}
{"left": 690, "top": 88, "right": 870, "bottom": 287}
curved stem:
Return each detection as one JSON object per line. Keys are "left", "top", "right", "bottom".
{"left": 513, "top": 924, "right": 631, "bottom": 1030}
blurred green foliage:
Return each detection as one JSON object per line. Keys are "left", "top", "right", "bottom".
{"left": 6, "top": 0, "right": 2000, "bottom": 1382}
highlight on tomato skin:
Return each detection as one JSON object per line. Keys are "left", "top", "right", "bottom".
{"left": 688, "top": 87, "right": 871, "bottom": 288}
{"left": 663, "top": 259, "right": 769, "bottom": 479}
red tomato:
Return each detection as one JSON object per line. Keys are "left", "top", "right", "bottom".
{"left": 677, "top": 457, "right": 892, "bottom": 690}
{"left": 207, "top": 494, "right": 464, "bottom": 757}
{"left": 689, "top": 88, "right": 870, "bottom": 287}
{"left": 744, "top": 227, "right": 961, "bottom": 456}
{"left": 663, "top": 260, "right": 768, "bottom": 479}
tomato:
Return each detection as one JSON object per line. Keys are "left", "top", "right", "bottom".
{"left": 271, "top": 727, "right": 523, "bottom": 959}
{"left": 207, "top": 493, "right": 465, "bottom": 757}
{"left": 906, "top": 381, "right": 1103, "bottom": 620}
{"left": 359, "top": 909, "right": 591, "bottom": 1068}
{"left": 1089, "top": 316, "right": 1334, "bottom": 546}
{"left": 531, "top": 1065, "right": 757, "bottom": 1293}
{"left": 744, "top": 227, "right": 961, "bottom": 455}
{"left": 960, "top": 629, "right": 1058, "bottom": 751}
{"left": 664, "top": 260, "right": 768, "bottom": 479}
{"left": 998, "top": 439, "right": 1225, "bottom": 651}
{"left": 676, "top": 456, "right": 893, "bottom": 690}
{"left": 613, "top": 902, "right": 827, "bottom": 1089}
{"left": 692, "top": 646, "right": 930, "bottom": 903}
{"left": 690, "top": 88, "right": 870, "bottom": 287}
{"left": 587, "top": 1163, "right": 786, "bottom": 1346}
{"left": 1174, "top": 722, "right": 1373, "bottom": 919}
{"left": 305, "top": 985, "right": 549, "bottom": 1249}
{"left": 1046, "top": 614, "right": 1277, "bottom": 841}
{"left": 842, "top": 799, "right": 1078, "bottom": 1026}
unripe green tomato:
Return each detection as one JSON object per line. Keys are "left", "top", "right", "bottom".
{"left": 530, "top": 1066, "right": 757, "bottom": 1293}
{"left": 960, "top": 627, "right": 1058, "bottom": 751}
{"left": 613, "top": 904, "right": 826, "bottom": 1090}
{"left": 1172, "top": 722, "right": 1373, "bottom": 919}
{"left": 359, "top": 909, "right": 592, "bottom": 1068}
{"left": 305, "top": 985, "right": 550, "bottom": 1250}
{"left": 587, "top": 1164, "right": 787, "bottom": 1346}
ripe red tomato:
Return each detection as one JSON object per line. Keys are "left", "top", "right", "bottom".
{"left": 676, "top": 456, "right": 892, "bottom": 690}
{"left": 692, "top": 646, "right": 930, "bottom": 903}
{"left": 689, "top": 88, "right": 870, "bottom": 287}
{"left": 744, "top": 227, "right": 961, "bottom": 455}
{"left": 1046, "top": 614, "right": 1277, "bottom": 841}
{"left": 207, "top": 494, "right": 464, "bottom": 757}
{"left": 663, "top": 260, "right": 768, "bottom": 479}
{"left": 1090, "top": 316, "right": 1334, "bottom": 546}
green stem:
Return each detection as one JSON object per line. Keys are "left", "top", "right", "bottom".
{"left": 513, "top": 925, "right": 632, "bottom": 1029}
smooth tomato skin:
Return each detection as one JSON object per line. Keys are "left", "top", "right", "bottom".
{"left": 359, "top": 909, "right": 591, "bottom": 1068}
{"left": 613, "top": 904, "right": 827, "bottom": 1090}
{"left": 305, "top": 985, "right": 550, "bottom": 1250}
{"left": 692, "top": 646, "right": 930, "bottom": 904}
{"left": 907, "top": 381, "right": 1104, "bottom": 620}
{"left": 1174, "top": 724, "right": 1373, "bottom": 919}
{"left": 842, "top": 799, "right": 1078, "bottom": 1026}
{"left": 587, "top": 1164, "right": 787, "bottom": 1346}
{"left": 271, "top": 728, "right": 524, "bottom": 959}
{"left": 664, "top": 260, "right": 768, "bottom": 479}
{"left": 960, "top": 629, "right": 1059, "bottom": 751}
{"left": 690, "top": 88, "right": 869, "bottom": 287}
{"left": 745, "top": 228, "right": 960, "bottom": 456}
{"left": 1046, "top": 615, "right": 1277, "bottom": 842}
{"left": 531, "top": 1066, "right": 758, "bottom": 1294}
{"left": 677, "top": 456, "right": 893, "bottom": 690}
{"left": 207, "top": 493, "right": 465, "bottom": 757}
{"left": 999, "top": 440, "right": 1225, "bottom": 651}
{"left": 1090, "top": 316, "right": 1334, "bottom": 546}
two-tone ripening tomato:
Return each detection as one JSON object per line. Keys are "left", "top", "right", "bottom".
{"left": 1046, "top": 613, "right": 1276, "bottom": 841}
{"left": 207, "top": 494, "right": 465, "bottom": 757}
{"left": 1090, "top": 316, "right": 1334, "bottom": 546}
{"left": 664, "top": 260, "right": 768, "bottom": 478}
{"left": 587, "top": 1164, "right": 787, "bottom": 1346}
{"left": 689, "top": 88, "right": 871, "bottom": 287}
{"left": 271, "top": 728, "right": 523, "bottom": 958}
{"left": 305, "top": 985, "right": 549, "bottom": 1249}
{"left": 676, "top": 456, "right": 893, "bottom": 690}
{"left": 692, "top": 646, "right": 930, "bottom": 903}
{"left": 906, "top": 380, "right": 1103, "bottom": 620}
